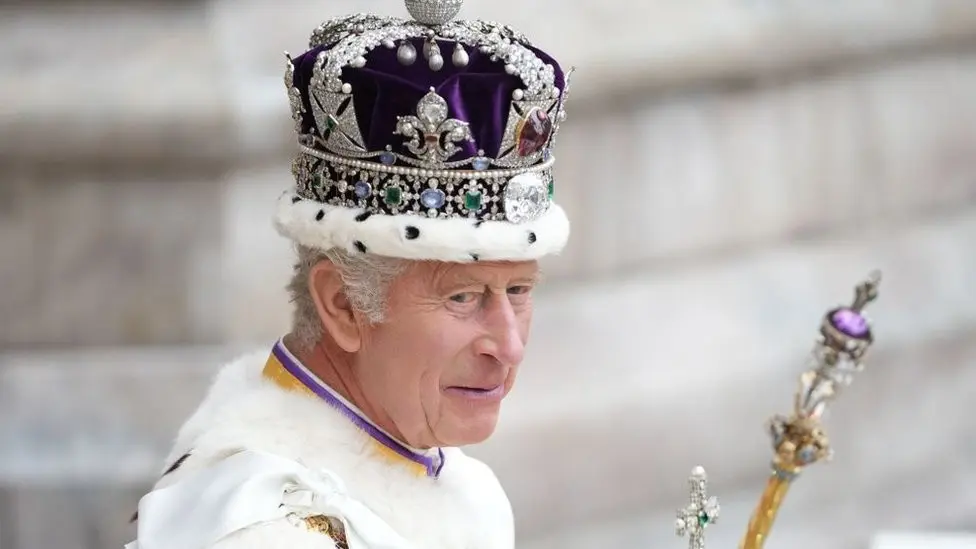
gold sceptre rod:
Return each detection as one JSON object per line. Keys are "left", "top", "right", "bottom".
{"left": 739, "top": 271, "right": 882, "bottom": 549}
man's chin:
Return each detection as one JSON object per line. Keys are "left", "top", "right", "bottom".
{"left": 438, "top": 412, "right": 501, "bottom": 446}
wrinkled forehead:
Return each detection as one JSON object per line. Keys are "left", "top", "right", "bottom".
{"left": 409, "top": 259, "right": 541, "bottom": 290}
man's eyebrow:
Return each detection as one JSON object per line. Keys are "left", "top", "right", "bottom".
{"left": 512, "top": 272, "right": 544, "bottom": 285}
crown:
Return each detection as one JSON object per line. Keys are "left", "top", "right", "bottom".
{"left": 273, "top": 0, "right": 573, "bottom": 262}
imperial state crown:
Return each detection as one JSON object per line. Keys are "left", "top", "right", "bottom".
{"left": 274, "top": 0, "right": 572, "bottom": 262}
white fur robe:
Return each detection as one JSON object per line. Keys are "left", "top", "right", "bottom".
{"left": 129, "top": 350, "right": 514, "bottom": 549}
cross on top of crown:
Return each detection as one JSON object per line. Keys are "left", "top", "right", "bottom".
{"left": 675, "top": 466, "right": 720, "bottom": 549}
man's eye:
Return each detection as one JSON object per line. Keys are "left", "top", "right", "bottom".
{"left": 507, "top": 285, "right": 532, "bottom": 295}
{"left": 449, "top": 292, "right": 479, "bottom": 303}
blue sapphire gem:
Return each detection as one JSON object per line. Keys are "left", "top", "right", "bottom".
{"left": 354, "top": 181, "right": 372, "bottom": 199}
{"left": 379, "top": 151, "right": 396, "bottom": 165}
{"left": 472, "top": 157, "right": 490, "bottom": 171}
{"left": 420, "top": 188, "right": 446, "bottom": 209}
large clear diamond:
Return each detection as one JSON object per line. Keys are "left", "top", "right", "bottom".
{"left": 417, "top": 92, "right": 448, "bottom": 125}
{"left": 503, "top": 173, "right": 549, "bottom": 223}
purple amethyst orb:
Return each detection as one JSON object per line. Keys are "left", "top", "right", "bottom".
{"left": 830, "top": 308, "right": 869, "bottom": 338}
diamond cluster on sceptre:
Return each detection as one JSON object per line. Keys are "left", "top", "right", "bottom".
{"left": 675, "top": 466, "right": 720, "bottom": 549}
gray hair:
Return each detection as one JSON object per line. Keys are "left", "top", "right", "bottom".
{"left": 287, "top": 245, "right": 406, "bottom": 349}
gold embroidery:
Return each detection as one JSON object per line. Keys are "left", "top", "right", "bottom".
{"left": 303, "top": 515, "right": 349, "bottom": 549}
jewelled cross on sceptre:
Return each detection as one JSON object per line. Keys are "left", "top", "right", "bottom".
{"left": 675, "top": 466, "right": 720, "bottom": 549}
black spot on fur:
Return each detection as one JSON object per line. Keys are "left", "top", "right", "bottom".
{"left": 528, "top": 232, "right": 537, "bottom": 244}
{"left": 354, "top": 241, "right": 367, "bottom": 253}
{"left": 355, "top": 212, "right": 372, "bottom": 222}
{"left": 405, "top": 226, "right": 420, "bottom": 240}
{"left": 474, "top": 220, "right": 484, "bottom": 228}
{"left": 162, "top": 453, "right": 191, "bottom": 476}
{"left": 315, "top": 210, "right": 325, "bottom": 221}
{"left": 470, "top": 253, "right": 480, "bottom": 261}
{"left": 291, "top": 196, "right": 301, "bottom": 203}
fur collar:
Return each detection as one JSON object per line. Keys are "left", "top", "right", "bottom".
{"left": 148, "top": 349, "right": 513, "bottom": 549}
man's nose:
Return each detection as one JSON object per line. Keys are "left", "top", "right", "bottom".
{"left": 476, "top": 293, "right": 526, "bottom": 367}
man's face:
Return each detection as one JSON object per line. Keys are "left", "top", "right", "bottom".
{"left": 353, "top": 259, "right": 539, "bottom": 448}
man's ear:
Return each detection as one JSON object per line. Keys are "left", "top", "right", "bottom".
{"left": 308, "top": 260, "right": 362, "bottom": 352}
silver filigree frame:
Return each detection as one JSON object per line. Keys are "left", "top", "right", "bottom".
{"left": 308, "top": 52, "right": 372, "bottom": 158}
{"left": 284, "top": 54, "right": 306, "bottom": 135}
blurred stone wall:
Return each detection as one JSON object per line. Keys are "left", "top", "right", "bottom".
{"left": 2, "top": 1, "right": 976, "bottom": 549}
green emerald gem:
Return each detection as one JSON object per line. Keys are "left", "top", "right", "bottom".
{"left": 384, "top": 186, "right": 402, "bottom": 205}
{"left": 697, "top": 512, "right": 710, "bottom": 527}
{"left": 464, "top": 191, "right": 482, "bottom": 210}
{"left": 325, "top": 115, "right": 338, "bottom": 130}
{"left": 548, "top": 179, "right": 554, "bottom": 199}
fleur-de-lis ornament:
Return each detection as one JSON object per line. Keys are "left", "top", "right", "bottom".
{"left": 395, "top": 89, "right": 474, "bottom": 167}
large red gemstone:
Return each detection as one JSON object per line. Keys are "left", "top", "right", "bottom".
{"left": 516, "top": 107, "right": 552, "bottom": 156}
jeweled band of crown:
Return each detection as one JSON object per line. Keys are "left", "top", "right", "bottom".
{"left": 293, "top": 145, "right": 554, "bottom": 222}
{"left": 283, "top": 0, "right": 572, "bottom": 225}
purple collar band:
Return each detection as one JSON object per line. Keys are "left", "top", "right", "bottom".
{"left": 272, "top": 340, "right": 445, "bottom": 478}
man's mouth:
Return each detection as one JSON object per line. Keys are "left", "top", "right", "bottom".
{"left": 445, "top": 384, "right": 505, "bottom": 400}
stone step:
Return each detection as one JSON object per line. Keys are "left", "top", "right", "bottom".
{"left": 0, "top": 2, "right": 233, "bottom": 168}
{"left": 549, "top": 50, "right": 976, "bottom": 276}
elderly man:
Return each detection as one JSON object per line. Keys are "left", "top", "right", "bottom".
{"left": 126, "top": 1, "right": 572, "bottom": 548}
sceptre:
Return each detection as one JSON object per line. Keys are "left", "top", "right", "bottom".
{"left": 674, "top": 272, "right": 881, "bottom": 549}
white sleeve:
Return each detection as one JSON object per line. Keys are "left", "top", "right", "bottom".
{"left": 125, "top": 450, "right": 416, "bottom": 549}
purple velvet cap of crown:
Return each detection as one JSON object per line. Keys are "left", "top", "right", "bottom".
{"left": 290, "top": 37, "right": 566, "bottom": 161}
